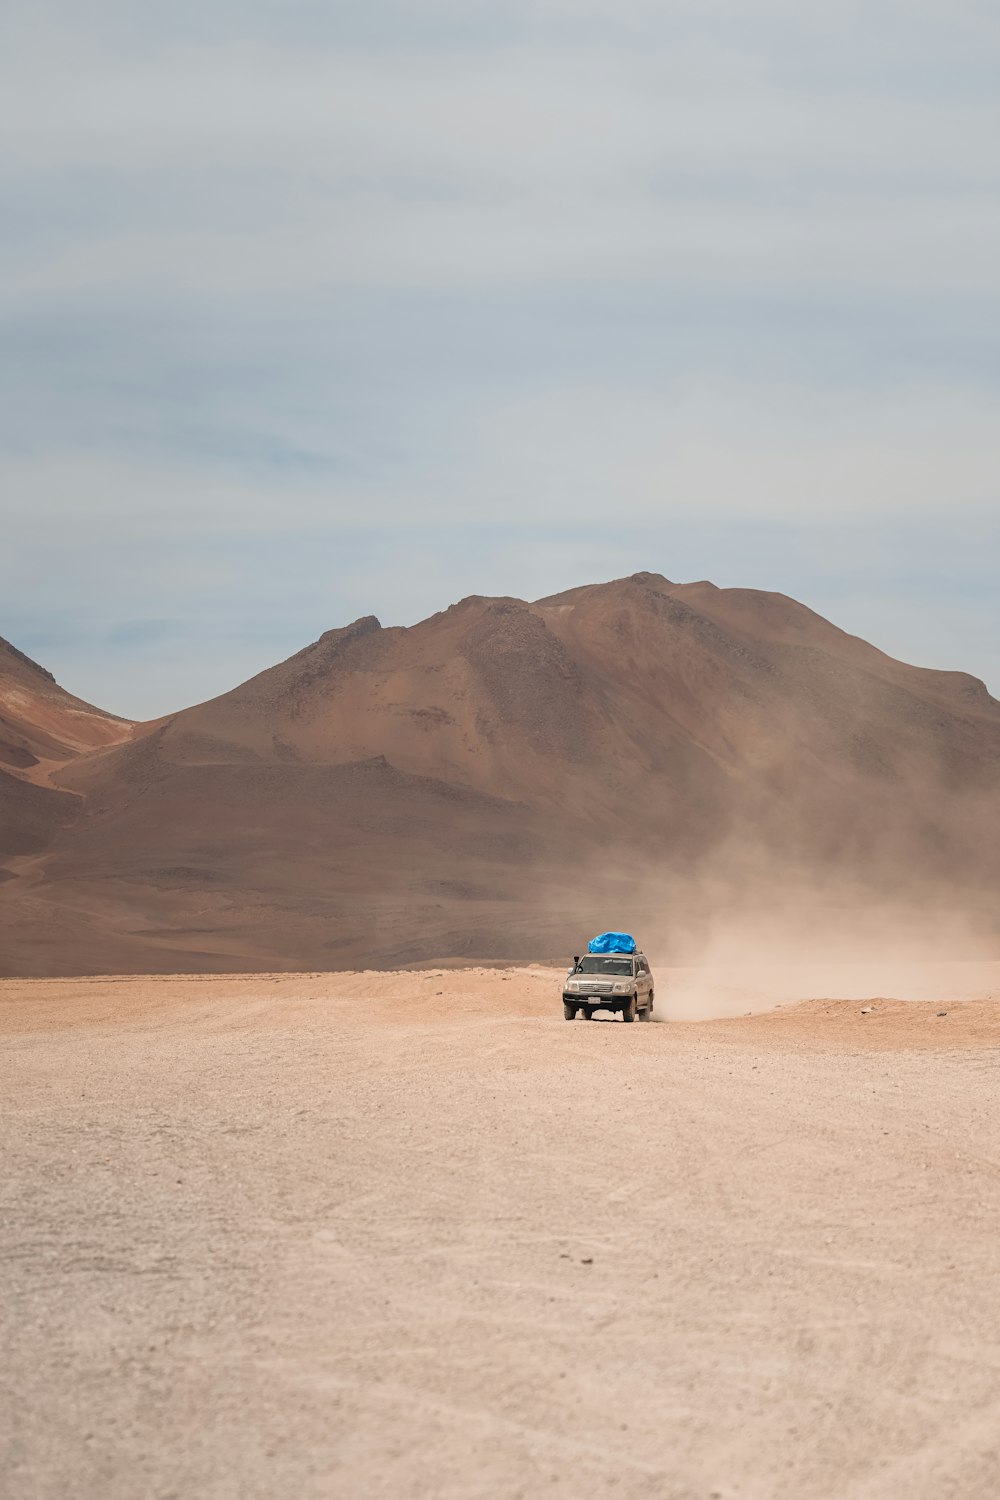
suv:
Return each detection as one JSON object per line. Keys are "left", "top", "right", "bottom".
{"left": 563, "top": 952, "right": 655, "bottom": 1022}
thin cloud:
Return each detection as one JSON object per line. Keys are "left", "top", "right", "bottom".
{"left": 1, "top": 2, "right": 998, "bottom": 714}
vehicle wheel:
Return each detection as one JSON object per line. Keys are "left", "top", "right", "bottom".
{"left": 622, "top": 994, "right": 636, "bottom": 1023}
{"left": 563, "top": 1002, "right": 577, "bottom": 1021}
{"left": 581, "top": 1007, "right": 593, "bottom": 1020}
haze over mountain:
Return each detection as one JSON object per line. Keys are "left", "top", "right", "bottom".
{"left": 2, "top": 574, "right": 998, "bottom": 976}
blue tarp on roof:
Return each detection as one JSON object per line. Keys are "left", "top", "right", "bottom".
{"left": 588, "top": 931, "right": 636, "bottom": 954}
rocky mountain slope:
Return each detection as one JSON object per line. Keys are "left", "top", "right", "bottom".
{"left": 0, "top": 636, "right": 131, "bottom": 860}
{"left": 2, "top": 574, "right": 998, "bottom": 975}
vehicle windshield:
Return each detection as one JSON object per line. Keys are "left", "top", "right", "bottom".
{"left": 577, "top": 956, "right": 634, "bottom": 976}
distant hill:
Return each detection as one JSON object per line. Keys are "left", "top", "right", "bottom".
{"left": 1, "top": 574, "right": 998, "bottom": 975}
{"left": 0, "top": 636, "right": 131, "bottom": 860}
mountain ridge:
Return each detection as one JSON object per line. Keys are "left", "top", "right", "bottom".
{"left": 2, "top": 574, "right": 998, "bottom": 976}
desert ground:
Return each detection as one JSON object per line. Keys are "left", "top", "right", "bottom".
{"left": 4, "top": 964, "right": 1000, "bottom": 1499}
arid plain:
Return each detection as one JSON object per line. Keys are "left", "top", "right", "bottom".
{"left": 5, "top": 963, "right": 1000, "bottom": 1500}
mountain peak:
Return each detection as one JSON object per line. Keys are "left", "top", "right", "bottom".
{"left": 626, "top": 571, "right": 675, "bottom": 589}
{"left": 317, "top": 615, "right": 382, "bottom": 648}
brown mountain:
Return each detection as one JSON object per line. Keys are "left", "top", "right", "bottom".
{"left": 0, "top": 636, "right": 131, "bottom": 861}
{"left": 1, "top": 574, "right": 998, "bottom": 976}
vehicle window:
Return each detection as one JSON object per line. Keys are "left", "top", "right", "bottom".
{"left": 577, "top": 956, "right": 633, "bottom": 976}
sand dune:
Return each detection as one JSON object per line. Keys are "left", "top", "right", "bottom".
{"left": 4, "top": 965, "right": 1000, "bottom": 1499}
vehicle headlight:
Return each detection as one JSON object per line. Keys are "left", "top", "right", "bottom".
{"left": 566, "top": 980, "right": 580, "bottom": 992}
{"left": 612, "top": 982, "right": 630, "bottom": 993}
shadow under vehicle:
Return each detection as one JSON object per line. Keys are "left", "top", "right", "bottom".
{"left": 562, "top": 951, "right": 655, "bottom": 1022}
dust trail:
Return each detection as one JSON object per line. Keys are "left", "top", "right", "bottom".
{"left": 654, "top": 958, "right": 1000, "bottom": 1020}
{"left": 531, "top": 827, "right": 1000, "bottom": 1021}
{"left": 646, "top": 905, "right": 1000, "bottom": 1020}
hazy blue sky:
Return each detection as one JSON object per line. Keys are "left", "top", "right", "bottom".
{"left": 2, "top": 2, "right": 998, "bottom": 718}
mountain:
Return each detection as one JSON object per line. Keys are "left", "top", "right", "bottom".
{"left": 0, "top": 635, "right": 130, "bottom": 774}
{"left": 1, "top": 574, "right": 998, "bottom": 975}
{"left": 0, "top": 637, "right": 131, "bottom": 860}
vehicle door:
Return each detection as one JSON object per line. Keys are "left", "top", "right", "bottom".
{"left": 637, "top": 956, "right": 651, "bottom": 1004}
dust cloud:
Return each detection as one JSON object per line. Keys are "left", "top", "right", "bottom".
{"left": 647, "top": 893, "right": 1000, "bottom": 1021}
{"left": 535, "top": 845, "right": 1000, "bottom": 1022}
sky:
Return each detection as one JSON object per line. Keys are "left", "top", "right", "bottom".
{"left": 2, "top": 1, "right": 998, "bottom": 719}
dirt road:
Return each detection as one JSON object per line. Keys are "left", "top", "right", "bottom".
{"left": 4, "top": 967, "right": 1000, "bottom": 1499}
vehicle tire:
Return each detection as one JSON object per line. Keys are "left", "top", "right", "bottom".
{"left": 563, "top": 1002, "right": 577, "bottom": 1021}
{"left": 622, "top": 994, "right": 636, "bottom": 1023}
{"left": 581, "top": 1007, "right": 593, "bottom": 1020}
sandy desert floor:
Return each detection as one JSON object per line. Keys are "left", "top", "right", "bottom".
{"left": 4, "top": 964, "right": 1000, "bottom": 1500}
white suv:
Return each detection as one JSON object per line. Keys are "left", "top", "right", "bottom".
{"left": 562, "top": 952, "right": 655, "bottom": 1022}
